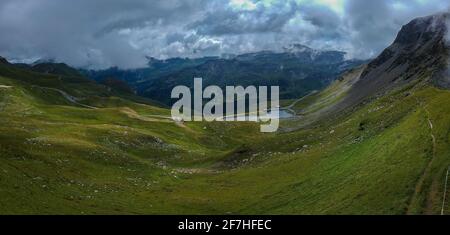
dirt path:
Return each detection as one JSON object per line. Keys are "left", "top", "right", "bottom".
{"left": 407, "top": 102, "right": 437, "bottom": 214}
{"left": 422, "top": 106, "right": 441, "bottom": 214}
{"left": 283, "top": 90, "right": 318, "bottom": 115}
{"left": 0, "top": 85, "right": 12, "bottom": 89}
{"left": 120, "top": 108, "right": 171, "bottom": 123}
{"left": 33, "top": 85, "right": 97, "bottom": 109}
{"left": 441, "top": 167, "right": 449, "bottom": 215}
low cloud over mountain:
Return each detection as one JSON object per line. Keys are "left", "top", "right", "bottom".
{"left": 0, "top": 0, "right": 449, "bottom": 69}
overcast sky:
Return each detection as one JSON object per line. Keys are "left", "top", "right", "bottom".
{"left": 0, "top": 0, "right": 449, "bottom": 69}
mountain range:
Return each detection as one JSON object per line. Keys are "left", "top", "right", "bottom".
{"left": 82, "top": 44, "right": 365, "bottom": 105}
{"left": 0, "top": 12, "right": 449, "bottom": 215}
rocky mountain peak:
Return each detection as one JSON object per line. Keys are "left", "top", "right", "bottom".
{"left": 335, "top": 12, "right": 450, "bottom": 112}
{"left": 360, "top": 12, "right": 449, "bottom": 83}
{"left": 394, "top": 12, "right": 449, "bottom": 45}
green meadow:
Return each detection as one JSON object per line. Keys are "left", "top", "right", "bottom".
{"left": 0, "top": 62, "right": 449, "bottom": 215}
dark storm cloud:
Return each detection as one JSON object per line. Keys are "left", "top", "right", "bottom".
{"left": 0, "top": 0, "right": 449, "bottom": 69}
{"left": 296, "top": 3, "right": 345, "bottom": 42}
{"left": 300, "top": 4, "right": 341, "bottom": 29}
{"left": 0, "top": 0, "right": 207, "bottom": 68}
{"left": 189, "top": 1, "right": 299, "bottom": 35}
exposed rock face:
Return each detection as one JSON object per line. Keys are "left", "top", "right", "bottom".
{"left": 0, "top": 56, "right": 9, "bottom": 65}
{"left": 337, "top": 12, "right": 450, "bottom": 111}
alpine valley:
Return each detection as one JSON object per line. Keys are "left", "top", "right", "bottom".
{"left": 1, "top": 12, "right": 450, "bottom": 215}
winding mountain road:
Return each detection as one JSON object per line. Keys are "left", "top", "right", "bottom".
{"left": 33, "top": 85, "right": 97, "bottom": 109}
{"left": 282, "top": 90, "right": 319, "bottom": 116}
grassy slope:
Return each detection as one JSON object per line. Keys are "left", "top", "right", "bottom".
{"left": 0, "top": 64, "right": 449, "bottom": 214}
{"left": 149, "top": 82, "right": 449, "bottom": 215}
{"left": 0, "top": 69, "right": 264, "bottom": 214}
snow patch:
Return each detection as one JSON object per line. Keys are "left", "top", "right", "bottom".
{"left": 283, "top": 44, "right": 324, "bottom": 61}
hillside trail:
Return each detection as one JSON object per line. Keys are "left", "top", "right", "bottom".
{"left": 120, "top": 108, "right": 172, "bottom": 123}
{"left": 33, "top": 86, "right": 196, "bottom": 131}
{"left": 0, "top": 85, "right": 13, "bottom": 88}
{"left": 406, "top": 99, "right": 437, "bottom": 214}
{"left": 283, "top": 90, "right": 319, "bottom": 115}
{"left": 441, "top": 167, "right": 449, "bottom": 215}
{"left": 32, "top": 85, "right": 98, "bottom": 109}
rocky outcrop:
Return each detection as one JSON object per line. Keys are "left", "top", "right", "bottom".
{"left": 336, "top": 12, "right": 450, "bottom": 111}
{"left": 0, "top": 56, "right": 9, "bottom": 65}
